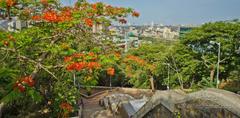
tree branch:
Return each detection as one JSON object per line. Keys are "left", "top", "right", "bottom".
{"left": 18, "top": 55, "right": 58, "bottom": 80}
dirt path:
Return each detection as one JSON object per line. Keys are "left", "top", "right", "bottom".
{"left": 82, "top": 91, "right": 114, "bottom": 118}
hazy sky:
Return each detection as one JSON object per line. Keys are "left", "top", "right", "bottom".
{"left": 62, "top": 0, "right": 240, "bottom": 25}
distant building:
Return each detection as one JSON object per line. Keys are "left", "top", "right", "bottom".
{"left": 92, "top": 23, "right": 108, "bottom": 33}
{"left": 107, "top": 24, "right": 198, "bottom": 51}
{"left": 162, "top": 27, "right": 179, "bottom": 39}
{"left": 141, "top": 26, "right": 179, "bottom": 40}
{"left": 110, "top": 26, "right": 141, "bottom": 52}
{"left": 0, "top": 17, "right": 29, "bottom": 32}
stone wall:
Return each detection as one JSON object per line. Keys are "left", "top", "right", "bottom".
{"left": 144, "top": 104, "right": 174, "bottom": 118}
{"left": 176, "top": 99, "right": 239, "bottom": 118}
{"left": 132, "top": 90, "right": 186, "bottom": 118}
{"left": 79, "top": 87, "right": 240, "bottom": 118}
{"left": 132, "top": 88, "right": 240, "bottom": 118}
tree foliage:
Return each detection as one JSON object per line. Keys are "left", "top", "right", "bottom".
{"left": 0, "top": 0, "right": 139, "bottom": 117}
{"left": 126, "top": 21, "right": 240, "bottom": 90}
{"left": 1, "top": 0, "right": 240, "bottom": 116}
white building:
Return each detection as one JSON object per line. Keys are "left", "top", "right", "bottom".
{"left": 0, "top": 17, "right": 29, "bottom": 32}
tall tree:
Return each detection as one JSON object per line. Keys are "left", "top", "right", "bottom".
{"left": 182, "top": 21, "right": 240, "bottom": 83}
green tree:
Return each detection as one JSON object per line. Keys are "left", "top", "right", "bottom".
{"left": 0, "top": 0, "right": 139, "bottom": 117}
{"left": 182, "top": 22, "right": 240, "bottom": 84}
{"left": 125, "top": 41, "right": 174, "bottom": 89}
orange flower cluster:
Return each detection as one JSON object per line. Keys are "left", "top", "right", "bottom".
{"left": 73, "top": 53, "right": 85, "bottom": 58}
{"left": 132, "top": 11, "right": 140, "bottom": 17}
{"left": 2, "top": 35, "right": 15, "bottom": 46}
{"left": 6, "top": 0, "right": 15, "bottom": 7}
{"left": 22, "top": 76, "right": 35, "bottom": 87}
{"left": 73, "top": 1, "right": 134, "bottom": 18}
{"left": 71, "top": 2, "right": 139, "bottom": 26}
{"left": 67, "top": 62, "right": 86, "bottom": 71}
{"left": 84, "top": 18, "right": 93, "bottom": 27}
{"left": 114, "top": 52, "right": 121, "bottom": 58}
{"left": 64, "top": 52, "right": 97, "bottom": 63}
{"left": 32, "top": 15, "right": 41, "bottom": 21}
{"left": 65, "top": 52, "right": 100, "bottom": 71}
{"left": 66, "top": 61, "right": 100, "bottom": 71}
{"left": 87, "top": 62, "right": 101, "bottom": 69}
{"left": 60, "top": 102, "right": 73, "bottom": 112}
{"left": 58, "top": 8, "right": 72, "bottom": 22}
{"left": 119, "top": 18, "right": 127, "bottom": 24}
{"left": 88, "top": 52, "right": 94, "bottom": 57}
{"left": 114, "top": 7, "right": 126, "bottom": 15}
{"left": 3, "top": 40, "right": 9, "bottom": 46}
{"left": 32, "top": 9, "right": 72, "bottom": 23}
{"left": 64, "top": 56, "right": 73, "bottom": 63}
{"left": 126, "top": 55, "right": 146, "bottom": 65}
{"left": 8, "top": 35, "right": 14, "bottom": 40}
{"left": 14, "top": 76, "right": 35, "bottom": 92}
{"left": 42, "top": 10, "right": 58, "bottom": 22}
{"left": 105, "top": 5, "right": 114, "bottom": 15}
{"left": 92, "top": 3, "right": 97, "bottom": 10}
{"left": 107, "top": 67, "right": 115, "bottom": 76}
{"left": 104, "top": 5, "right": 129, "bottom": 17}
{"left": 40, "top": 0, "right": 48, "bottom": 6}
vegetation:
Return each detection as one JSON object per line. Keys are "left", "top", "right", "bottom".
{"left": 0, "top": 0, "right": 240, "bottom": 117}
{"left": 127, "top": 21, "right": 240, "bottom": 90}
{"left": 0, "top": 0, "right": 139, "bottom": 117}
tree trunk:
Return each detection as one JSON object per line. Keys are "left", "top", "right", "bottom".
{"left": 210, "top": 69, "right": 215, "bottom": 82}
{"left": 0, "top": 102, "right": 4, "bottom": 118}
{"left": 150, "top": 76, "right": 155, "bottom": 91}
{"left": 177, "top": 74, "right": 184, "bottom": 89}
{"left": 210, "top": 65, "right": 215, "bottom": 82}
{"left": 6, "top": 6, "right": 11, "bottom": 20}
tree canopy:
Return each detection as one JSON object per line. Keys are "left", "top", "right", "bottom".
{"left": 0, "top": 0, "right": 240, "bottom": 117}
{"left": 0, "top": 0, "right": 140, "bottom": 117}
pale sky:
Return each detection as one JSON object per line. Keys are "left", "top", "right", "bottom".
{"left": 61, "top": 0, "right": 240, "bottom": 25}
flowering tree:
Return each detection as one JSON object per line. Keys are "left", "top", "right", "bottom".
{"left": 0, "top": 0, "right": 139, "bottom": 117}
{"left": 120, "top": 55, "right": 156, "bottom": 89}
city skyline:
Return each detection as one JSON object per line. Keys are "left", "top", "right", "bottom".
{"left": 62, "top": 0, "right": 240, "bottom": 25}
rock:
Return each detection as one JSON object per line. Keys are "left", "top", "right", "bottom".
{"left": 103, "top": 98, "right": 109, "bottom": 109}
{"left": 99, "top": 94, "right": 135, "bottom": 114}
{"left": 99, "top": 99, "right": 104, "bottom": 106}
